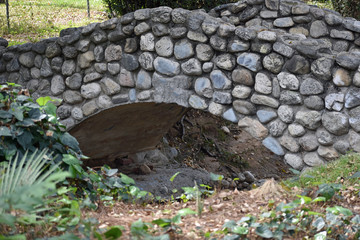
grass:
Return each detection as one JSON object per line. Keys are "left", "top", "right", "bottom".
{"left": 0, "top": 0, "right": 107, "bottom": 46}
{"left": 284, "top": 152, "right": 360, "bottom": 188}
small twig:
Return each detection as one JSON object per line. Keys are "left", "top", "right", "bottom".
{"left": 180, "top": 115, "right": 186, "bottom": 141}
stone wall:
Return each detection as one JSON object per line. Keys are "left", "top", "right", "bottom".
{"left": 0, "top": 0, "right": 360, "bottom": 170}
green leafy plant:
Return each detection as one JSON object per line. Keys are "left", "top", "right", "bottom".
{"left": 0, "top": 83, "right": 82, "bottom": 164}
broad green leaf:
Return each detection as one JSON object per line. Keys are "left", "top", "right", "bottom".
{"left": 210, "top": 172, "right": 224, "bottom": 181}
{"left": 104, "top": 226, "right": 123, "bottom": 240}
{"left": 120, "top": 173, "right": 135, "bottom": 185}
{"left": 0, "top": 110, "right": 12, "bottom": 119}
{"left": 9, "top": 102, "right": 24, "bottom": 121}
{"left": 152, "top": 218, "right": 172, "bottom": 228}
{"left": 62, "top": 154, "right": 81, "bottom": 166}
{"left": 28, "top": 108, "right": 41, "bottom": 121}
{"left": 106, "top": 168, "right": 118, "bottom": 177}
{"left": 312, "top": 217, "right": 325, "bottom": 231}
{"left": 36, "top": 96, "right": 53, "bottom": 106}
{"left": 232, "top": 226, "right": 248, "bottom": 235}
{"left": 0, "top": 126, "right": 11, "bottom": 136}
{"left": 316, "top": 184, "right": 335, "bottom": 200}
{"left": 0, "top": 234, "right": 26, "bottom": 240}
{"left": 312, "top": 197, "right": 326, "bottom": 203}
{"left": 351, "top": 215, "right": 360, "bottom": 224}
{"left": 170, "top": 172, "right": 180, "bottom": 182}
{"left": 44, "top": 101, "right": 57, "bottom": 117}
{"left": 255, "top": 225, "right": 273, "bottom": 238}
{"left": 326, "top": 206, "right": 353, "bottom": 216}
{"left": 17, "top": 130, "right": 33, "bottom": 150}
{"left": 314, "top": 231, "right": 327, "bottom": 240}
{"left": 177, "top": 208, "right": 196, "bottom": 217}
{"left": 60, "top": 133, "right": 80, "bottom": 151}
{"left": 0, "top": 213, "right": 16, "bottom": 226}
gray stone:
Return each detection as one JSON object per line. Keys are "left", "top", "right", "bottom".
{"left": 94, "top": 46, "right": 104, "bottom": 62}
{"left": 140, "top": 33, "right": 155, "bottom": 51}
{"left": 154, "top": 57, "right": 180, "bottom": 76}
{"left": 349, "top": 130, "right": 360, "bottom": 152}
{"left": 45, "top": 43, "right": 61, "bottom": 58}
{"left": 78, "top": 51, "right": 94, "bottom": 69}
{"left": 334, "top": 140, "right": 350, "bottom": 154}
{"left": 202, "top": 62, "right": 214, "bottom": 73}
{"left": 330, "top": 29, "right": 354, "bottom": 41}
{"left": 34, "top": 55, "right": 42, "bottom": 68}
{"left": 256, "top": 109, "right": 277, "bottom": 123}
{"left": 108, "top": 28, "right": 126, "bottom": 42}
{"left": 317, "top": 146, "right": 339, "bottom": 161}
{"left": 272, "top": 77, "right": 280, "bottom": 98}
{"left": 172, "top": 8, "right": 190, "bottom": 24}
{"left": 51, "top": 75, "right": 65, "bottom": 95}
{"left": 299, "top": 134, "right": 319, "bottom": 151}
{"left": 262, "top": 137, "right": 284, "bottom": 155}
{"left": 195, "top": 77, "right": 213, "bottom": 98}
{"left": 61, "top": 60, "right": 76, "bottom": 76}
{"left": 238, "top": 117, "right": 269, "bottom": 140}
{"left": 274, "top": 17, "right": 294, "bottom": 27}
{"left": 181, "top": 58, "right": 202, "bottom": 76}
{"left": 82, "top": 22, "right": 98, "bottom": 36}
{"left": 97, "top": 95, "right": 113, "bottom": 109}
{"left": 108, "top": 63, "right": 120, "bottom": 75}
{"left": 63, "top": 90, "right": 83, "bottom": 104}
{"left": 251, "top": 94, "right": 279, "bottom": 108}
{"left": 295, "top": 110, "right": 321, "bottom": 130}
{"left": 239, "top": 6, "right": 260, "bottom": 21}
{"left": 304, "top": 152, "right": 325, "bottom": 166}
{"left": 19, "top": 52, "right": 35, "bottom": 68}
{"left": 154, "top": 87, "right": 191, "bottom": 107}
{"left": 304, "top": 96, "right": 324, "bottom": 110}
{"left": 208, "top": 102, "right": 225, "bottom": 116}
{"left": 210, "top": 35, "right": 227, "bottom": 51}
{"left": 284, "top": 153, "right": 303, "bottom": 169}
{"left": 84, "top": 72, "right": 102, "bottom": 83}
{"left": 151, "top": 7, "right": 172, "bottom": 23}
{"left": 235, "top": 26, "right": 257, "bottom": 41}
{"left": 40, "top": 59, "right": 53, "bottom": 77}
{"left": 280, "top": 133, "right": 300, "bottom": 152}
{"left": 260, "top": 10, "right": 278, "bottom": 18}
{"left": 263, "top": 53, "right": 284, "bottom": 74}
{"left": 187, "top": 31, "right": 208, "bottom": 43}
{"left": 100, "top": 77, "right": 121, "bottom": 95}
{"left": 105, "top": 44, "right": 122, "bottom": 62}
{"left": 57, "top": 105, "right": 71, "bottom": 119}
{"left": 289, "top": 26, "right": 309, "bottom": 36}
{"left": 325, "top": 13, "right": 343, "bottom": 25}
{"left": 82, "top": 100, "right": 98, "bottom": 116}
{"left": 343, "top": 19, "right": 360, "bottom": 33}
{"left": 174, "top": 39, "right": 194, "bottom": 60}
{"left": 51, "top": 57, "right": 63, "bottom": 72}
{"left": 218, "top": 23, "right": 236, "bottom": 37}
{"left": 273, "top": 42, "right": 295, "bottom": 58}
{"left": 152, "top": 73, "right": 192, "bottom": 90}
{"left": 280, "top": 90, "right": 302, "bottom": 105}
{"left": 333, "top": 41, "right": 349, "bottom": 52}
{"left": 322, "top": 112, "right": 349, "bottom": 135}
{"left": 210, "top": 70, "right": 231, "bottom": 90}
{"left": 349, "top": 106, "right": 360, "bottom": 132}
{"left": 134, "top": 22, "right": 151, "bottom": 35}
{"left": 170, "top": 27, "right": 187, "bottom": 39}
{"left": 60, "top": 118, "right": 75, "bottom": 130}
{"left": 81, "top": 83, "right": 101, "bottom": 99}
{"left": 112, "top": 94, "right": 129, "bottom": 104}
{"left": 202, "top": 19, "right": 219, "bottom": 35}
{"left": 251, "top": 43, "right": 272, "bottom": 54}
{"left": 139, "top": 52, "right": 154, "bottom": 71}
{"left": 134, "top": 8, "right": 150, "bottom": 20}
{"left": 30, "top": 68, "right": 40, "bottom": 79}
{"left": 155, "top": 37, "right": 173, "bottom": 57}
{"left": 311, "top": 57, "right": 334, "bottom": 80}
{"left": 300, "top": 78, "right": 324, "bottom": 95}
{"left": 62, "top": 46, "right": 77, "bottom": 59}
{"left": 189, "top": 95, "right": 207, "bottom": 110}
{"left": 345, "top": 87, "right": 360, "bottom": 108}
{"left": 258, "top": 31, "right": 277, "bottom": 42}
{"left": 121, "top": 54, "right": 139, "bottom": 71}
{"left": 137, "top": 90, "right": 152, "bottom": 100}
{"left": 90, "top": 30, "right": 107, "bottom": 43}
{"left": 65, "top": 73, "right": 82, "bottom": 90}
{"left": 336, "top": 52, "right": 360, "bottom": 71}
{"left": 278, "top": 105, "right": 294, "bottom": 123}
{"left": 222, "top": 108, "right": 238, "bottom": 123}
{"left": 269, "top": 119, "right": 287, "bottom": 137}
{"left": 316, "top": 128, "right": 334, "bottom": 146}
{"left": 227, "top": 39, "right": 250, "bottom": 53}
{"left": 292, "top": 4, "right": 310, "bottom": 14}
{"left": 233, "top": 100, "right": 256, "bottom": 115}
{"left": 136, "top": 70, "right": 152, "bottom": 89}
{"left": 288, "top": 123, "right": 306, "bottom": 137}
{"left": 232, "top": 68, "right": 254, "bottom": 86}
{"left": 255, "top": 73, "right": 272, "bottom": 94}
{"left": 277, "top": 72, "right": 299, "bottom": 90}
{"left": 232, "top": 85, "right": 252, "bottom": 99}
{"left": 77, "top": 40, "right": 90, "bottom": 53}
{"left": 285, "top": 55, "right": 310, "bottom": 74}
{"left": 310, "top": 20, "right": 329, "bottom": 38}
{"left": 124, "top": 38, "right": 138, "bottom": 53}
{"left": 237, "top": 53, "right": 262, "bottom": 72}
{"left": 353, "top": 72, "right": 360, "bottom": 87}
{"left": 212, "top": 91, "right": 232, "bottom": 104}
{"left": 325, "top": 93, "right": 344, "bottom": 111}
{"left": 265, "top": 0, "right": 279, "bottom": 10}
{"left": 215, "top": 54, "right": 236, "bottom": 71}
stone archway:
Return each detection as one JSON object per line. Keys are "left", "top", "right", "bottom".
{"left": 1, "top": 0, "right": 360, "bottom": 171}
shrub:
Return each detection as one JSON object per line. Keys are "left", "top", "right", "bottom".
{"left": 102, "top": 0, "right": 237, "bottom": 17}
{"left": 331, "top": 0, "right": 360, "bottom": 20}
{"left": 0, "top": 83, "right": 82, "bottom": 163}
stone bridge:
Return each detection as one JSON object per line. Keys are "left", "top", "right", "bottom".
{"left": 1, "top": 0, "right": 360, "bottom": 170}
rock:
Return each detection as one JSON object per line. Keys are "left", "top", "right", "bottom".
{"left": 210, "top": 35, "right": 227, "bottom": 51}
{"left": 288, "top": 123, "right": 306, "bottom": 137}
{"left": 51, "top": 57, "right": 63, "bottom": 72}
{"left": 238, "top": 117, "right": 268, "bottom": 140}
{"left": 299, "top": 134, "right": 319, "bottom": 151}
{"left": 82, "top": 100, "right": 98, "bottom": 116}
{"left": 65, "top": 73, "right": 82, "bottom": 90}
{"left": 269, "top": 119, "right": 287, "bottom": 137}
{"left": 227, "top": 39, "right": 250, "bottom": 52}
{"left": 345, "top": 87, "right": 360, "bottom": 109}
{"left": 195, "top": 77, "right": 213, "bottom": 98}
{"left": 280, "top": 133, "right": 300, "bottom": 152}
{"left": 232, "top": 85, "right": 251, "bottom": 99}
{"left": 284, "top": 153, "right": 303, "bottom": 169}
{"left": 272, "top": 77, "right": 280, "bottom": 98}
{"left": 172, "top": 8, "right": 190, "bottom": 24}
{"left": 140, "top": 33, "right": 155, "bottom": 51}
{"left": 40, "top": 59, "right": 53, "bottom": 77}
{"left": 304, "top": 96, "right": 324, "bottom": 110}
{"left": 251, "top": 43, "right": 272, "bottom": 54}
{"left": 278, "top": 105, "right": 294, "bottom": 123}
{"left": 322, "top": 112, "right": 349, "bottom": 136}
{"left": 19, "top": 52, "right": 35, "bottom": 68}
{"left": 285, "top": 55, "right": 310, "bottom": 74}
{"left": 233, "top": 100, "right": 256, "bottom": 115}
{"left": 316, "top": 128, "right": 334, "bottom": 146}
{"left": 94, "top": 46, "right": 104, "bottom": 62}
{"left": 209, "top": 102, "right": 225, "bottom": 116}
{"left": 310, "top": 20, "right": 329, "bottom": 38}
{"left": 262, "top": 137, "right": 285, "bottom": 156}
{"left": 334, "top": 140, "right": 350, "bottom": 154}
{"left": 61, "top": 60, "right": 75, "bottom": 76}
{"left": 124, "top": 38, "right": 138, "bottom": 53}
{"left": 311, "top": 57, "right": 334, "bottom": 80}
{"left": 256, "top": 109, "right": 277, "bottom": 123}
{"left": 63, "top": 46, "right": 77, "bottom": 59}
{"left": 254, "top": 73, "right": 272, "bottom": 94}
{"left": 251, "top": 94, "right": 279, "bottom": 108}
{"left": 84, "top": 72, "right": 102, "bottom": 83}
{"left": 181, "top": 58, "right": 202, "bottom": 76}
{"left": 349, "top": 106, "right": 360, "bottom": 132}
{"left": 257, "top": 31, "right": 277, "bottom": 42}
{"left": 232, "top": 68, "right": 254, "bottom": 86}
{"left": 203, "top": 62, "right": 214, "bottom": 73}
{"left": 273, "top": 42, "right": 294, "bottom": 58}
{"left": 139, "top": 52, "right": 154, "bottom": 71}
{"left": 300, "top": 78, "right": 324, "bottom": 95}
{"left": 108, "top": 63, "right": 120, "bottom": 75}
{"left": 210, "top": 70, "right": 231, "bottom": 90}
{"left": 71, "top": 107, "right": 83, "bottom": 120}
{"left": 215, "top": 54, "right": 236, "bottom": 71}
{"left": 174, "top": 39, "right": 195, "bottom": 60}
{"left": 263, "top": 53, "right": 284, "bottom": 74}
{"left": 235, "top": 26, "right": 257, "bottom": 41}
{"left": 354, "top": 72, "right": 360, "bottom": 87}
{"left": 274, "top": 17, "right": 294, "bottom": 27}
{"left": 45, "top": 42, "right": 61, "bottom": 58}
{"left": 213, "top": 91, "right": 232, "bottom": 104}
{"left": 78, "top": 51, "right": 94, "bottom": 69}
{"left": 134, "top": 22, "right": 151, "bottom": 35}
{"left": 105, "top": 44, "right": 122, "bottom": 62}
{"left": 81, "top": 83, "right": 101, "bottom": 99}
{"left": 196, "top": 44, "right": 213, "bottom": 61}
{"left": 189, "top": 95, "right": 207, "bottom": 110}
{"left": 51, "top": 75, "right": 65, "bottom": 95}
{"left": 317, "top": 146, "right": 339, "bottom": 161}
{"left": 277, "top": 72, "right": 299, "bottom": 90}
{"left": 349, "top": 130, "right": 360, "bottom": 152}
{"left": 304, "top": 152, "right": 325, "bottom": 166}
{"left": 136, "top": 70, "right": 152, "bottom": 90}
{"left": 100, "top": 77, "right": 121, "bottom": 95}
{"left": 154, "top": 57, "right": 180, "bottom": 77}
{"left": 295, "top": 110, "right": 321, "bottom": 130}
{"left": 333, "top": 68, "right": 352, "bottom": 86}
{"left": 187, "top": 31, "right": 207, "bottom": 43}
{"left": 280, "top": 90, "right": 303, "bottom": 105}
{"left": 63, "top": 90, "right": 83, "bottom": 104}
{"left": 336, "top": 52, "right": 360, "bottom": 70}
{"left": 325, "top": 93, "right": 344, "bottom": 111}
{"left": 243, "top": 171, "right": 256, "bottom": 183}
{"left": 121, "top": 54, "right": 139, "bottom": 71}
{"left": 237, "top": 53, "right": 262, "bottom": 72}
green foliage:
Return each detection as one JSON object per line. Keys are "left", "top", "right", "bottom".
{"left": 0, "top": 84, "right": 82, "bottom": 163}
{"left": 331, "top": 0, "right": 360, "bottom": 19}
{"left": 102, "top": 0, "right": 237, "bottom": 17}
